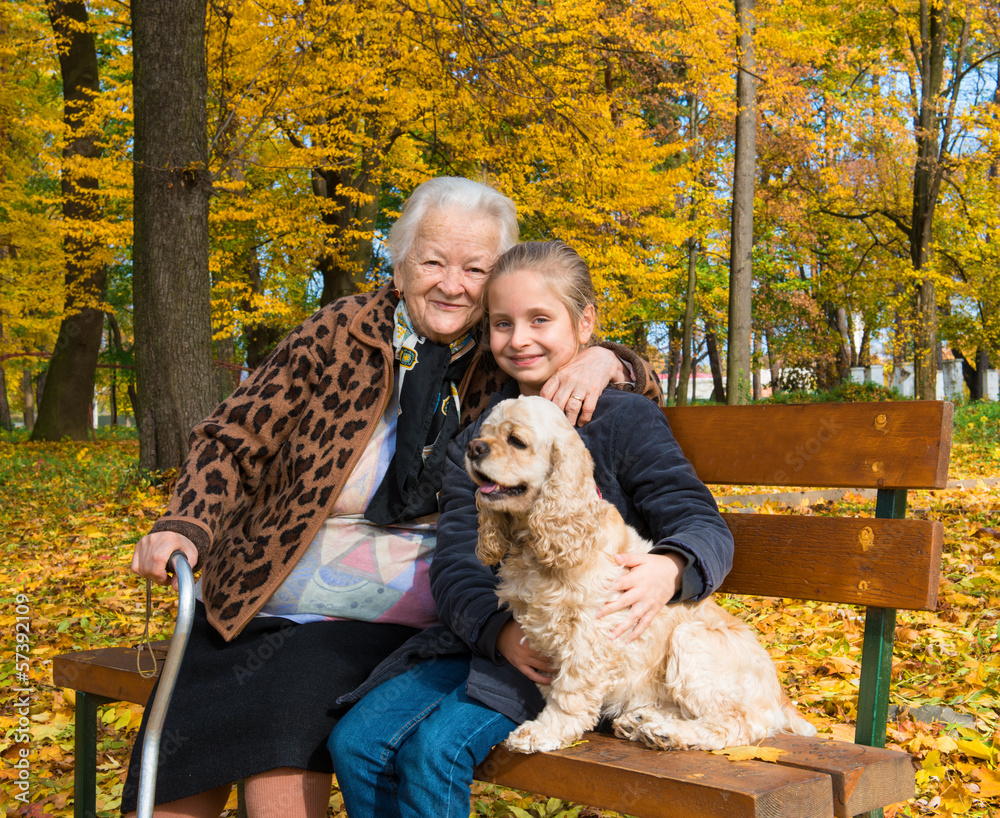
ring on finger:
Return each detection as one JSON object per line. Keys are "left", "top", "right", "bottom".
{"left": 570, "top": 394, "right": 585, "bottom": 402}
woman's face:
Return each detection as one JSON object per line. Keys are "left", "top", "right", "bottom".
{"left": 395, "top": 207, "right": 500, "bottom": 345}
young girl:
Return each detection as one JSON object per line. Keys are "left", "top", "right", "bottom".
{"left": 328, "top": 241, "right": 733, "bottom": 817}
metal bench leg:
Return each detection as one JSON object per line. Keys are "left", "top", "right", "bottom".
{"left": 854, "top": 606, "right": 897, "bottom": 818}
{"left": 853, "top": 488, "right": 908, "bottom": 818}
{"left": 74, "top": 691, "right": 113, "bottom": 818}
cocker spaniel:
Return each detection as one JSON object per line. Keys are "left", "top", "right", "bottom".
{"left": 466, "top": 396, "right": 816, "bottom": 754}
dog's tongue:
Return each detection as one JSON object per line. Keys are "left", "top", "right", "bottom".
{"left": 478, "top": 481, "right": 500, "bottom": 494}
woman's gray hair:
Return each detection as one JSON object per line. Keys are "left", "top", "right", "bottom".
{"left": 388, "top": 177, "right": 519, "bottom": 270}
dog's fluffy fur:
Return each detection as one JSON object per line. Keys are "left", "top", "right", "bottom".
{"left": 466, "top": 396, "right": 816, "bottom": 753}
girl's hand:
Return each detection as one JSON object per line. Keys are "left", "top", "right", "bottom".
{"left": 598, "top": 552, "right": 684, "bottom": 641}
{"left": 131, "top": 531, "right": 199, "bottom": 592}
{"left": 541, "top": 346, "right": 629, "bottom": 426}
{"left": 496, "top": 620, "right": 556, "bottom": 685}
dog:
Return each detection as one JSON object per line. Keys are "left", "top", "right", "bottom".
{"left": 465, "top": 395, "right": 816, "bottom": 754}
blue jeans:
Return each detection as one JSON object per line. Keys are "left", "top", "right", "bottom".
{"left": 328, "top": 656, "right": 517, "bottom": 818}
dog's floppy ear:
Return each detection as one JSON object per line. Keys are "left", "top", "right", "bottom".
{"left": 526, "top": 431, "right": 600, "bottom": 568}
{"left": 476, "top": 499, "right": 511, "bottom": 566}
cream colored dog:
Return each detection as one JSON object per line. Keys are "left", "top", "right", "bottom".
{"left": 466, "top": 396, "right": 816, "bottom": 754}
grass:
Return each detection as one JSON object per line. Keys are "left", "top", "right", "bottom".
{"left": 1, "top": 400, "right": 998, "bottom": 817}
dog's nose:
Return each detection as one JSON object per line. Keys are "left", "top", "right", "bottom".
{"left": 467, "top": 439, "right": 490, "bottom": 461}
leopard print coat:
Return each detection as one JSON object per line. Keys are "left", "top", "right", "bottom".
{"left": 151, "top": 286, "right": 661, "bottom": 640}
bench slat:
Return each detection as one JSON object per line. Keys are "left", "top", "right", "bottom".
{"left": 720, "top": 514, "right": 942, "bottom": 610}
{"left": 760, "top": 735, "right": 915, "bottom": 818}
{"left": 53, "top": 645, "right": 162, "bottom": 705}
{"left": 664, "top": 402, "right": 953, "bottom": 490}
{"left": 477, "top": 732, "right": 835, "bottom": 818}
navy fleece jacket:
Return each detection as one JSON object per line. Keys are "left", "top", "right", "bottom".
{"left": 339, "top": 385, "right": 734, "bottom": 724}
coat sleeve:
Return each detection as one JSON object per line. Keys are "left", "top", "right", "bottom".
{"left": 149, "top": 316, "right": 328, "bottom": 564}
{"left": 598, "top": 341, "right": 664, "bottom": 406}
{"left": 610, "top": 397, "right": 733, "bottom": 599}
{"left": 430, "top": 423, "right": 513, "bottom": 661}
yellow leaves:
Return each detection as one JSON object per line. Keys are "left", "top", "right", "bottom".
{"left": 918, "top": 750, "right": 949, "bottom": 784}
{"left": 938, "top": 781, "right": 977, "bottom": 814}
{"left": 946, "top": 591, "right": 982, "bottom": 609}
{"left": 822, "top": 655, "right": 861, "bottom": 676}
{"left": 975, "top": 768, "right": 1000, "bottom": 798}
{"left": 712, "top": 745, "right": 787, "bottom": 763}
{"left": 956, "top": 737, "right": 995, "bottom": 764}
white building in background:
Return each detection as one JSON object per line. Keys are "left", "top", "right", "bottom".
{"left": 664, "top": 362, "right": 1000, "bottom": 401}
{"left": 850, "top": 365, "right": 884, "bottom": 386}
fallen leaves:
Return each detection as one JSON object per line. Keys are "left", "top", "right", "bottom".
{"left": 711, "top": 746, "right": 786, "bottom": 763}
{"left": 2, "top": 420, "right": 999, "bottom": 817}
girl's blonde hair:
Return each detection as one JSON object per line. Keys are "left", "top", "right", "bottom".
{"left": 487, "top": 241, "right": 599, "bottom": 344}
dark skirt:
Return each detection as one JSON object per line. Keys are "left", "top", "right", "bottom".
{"left": 120, "top": 603, "right": 418, "bottom": 812}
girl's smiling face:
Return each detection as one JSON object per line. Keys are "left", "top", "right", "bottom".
{"left": 488, "top": 267, "right": 596, "bottom": 396}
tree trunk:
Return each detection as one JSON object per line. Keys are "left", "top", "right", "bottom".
{"left": 0, "top": 369, "right": 10, "bottom": 432}
{"left": 821, "top": 301, "right": 851, "bottom": 388}
{"left": 0, "top": 274, "right": 11, "bottom": 432}
{"left": 131, "top": 0, "right": 216, "bottom": 471}
{"left": 676, "top": 93, "right": 700, "bottom": 409}
{"left": 31, "top": 1, "right": 106, "bottom": 442}
{"left": 891, "top": 282, "right": 908, "bottom": 373}
{"left": 952, "top": 346, "right": 986, "bottom": 401}
{"left": 705, "top": 318, "right": 727, "bottom": 404}
{"left": 213, "top": 336, "right": 241, "bottom": 403}
{"left": 975, "top": 347, "right": 990, "bottom": 400}
{"left": 676, "top": 237, "right": 698, "bottom": 408}
{"left": 751, "top": 333, "right": 761, "bottom": 400}
{"left": 109, "top": 353, "right": 117, "bottom": 424}
{"left": 764, "top": 327, "right": 780, "bottom": 394}
{"left": 242, "top": 245, "right": 284, "bottom": 369}
{"left": 21, "top": 370, "right": 35, "bottom": 430}
{"left": 631, "top": 324, "right": 650, "bottom": 360}
{"left": 664, "top": 323, "right": 680, "bottom": 404}
{"left": 972, "top": 77, "right": 1000, "bottom": 401}
{"left": 0, "top": 320, "right": 10, "bottom": 432}
{"left": 106, "top": 312, "right": 137, "bottom": 421}
{"left": 858, "top": 325, "right": 871, "bottom": 367}
{"left": 910, "top": 0, "right": 969, "bottom": 399}
{"left": 690, "top": 352, "right": 701, "bottom": 404}
{"left": 314, "top": 164, "right": 379, "bottom": 304}
{"left": 727, "top": 0, "right": 756, "bottom": 405}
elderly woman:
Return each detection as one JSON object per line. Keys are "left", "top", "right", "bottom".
{"left": 122, "top": 177, "right": 660, "bottom": 818}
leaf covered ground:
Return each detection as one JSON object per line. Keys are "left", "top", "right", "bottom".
{"left": 1, "top": 403, "right": 999, "bottom": 818}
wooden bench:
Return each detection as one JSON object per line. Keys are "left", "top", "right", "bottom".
{"left": 53, "top": 400, "right": 953, "bottom": 818}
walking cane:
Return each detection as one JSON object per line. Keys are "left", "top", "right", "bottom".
{"left": 136, "top": 551, "right": 195, "bottom": 818}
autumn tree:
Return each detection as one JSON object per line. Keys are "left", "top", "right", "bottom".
{"left": 1, "top": 2, "right": 67, "bottom": 427}
{"left": 727, "top": 0, "right": 757, "bottom": 404}
{"left": 27, "top": 1, "right": 106, "bottom": 441}
{"left": 905, "top": 0, "right": 970, "bottom": 398}
{"left": 7, "top": 0, "right": 1000, "bottom": 414}
{"left": 676, "top": 96, "right": 704, "bottom": 407}
{"left": 131, "top": 0, "right": 216, "bottom": 471}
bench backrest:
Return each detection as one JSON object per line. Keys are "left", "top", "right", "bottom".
{"left": 663, "top": 400, "right": 952, "bottom": 612}
{"left": 663, "top": 400, "right": 954, "bottom": 750}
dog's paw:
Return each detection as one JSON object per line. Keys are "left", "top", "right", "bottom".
{"left": 612, "top": 711, "right": 653, "bottom": 743}
{"left": 613, "top": 710, "right": 682, "bottom": 750}
{"left": 504, "top": 722, "right": 568, "bottom": 754}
